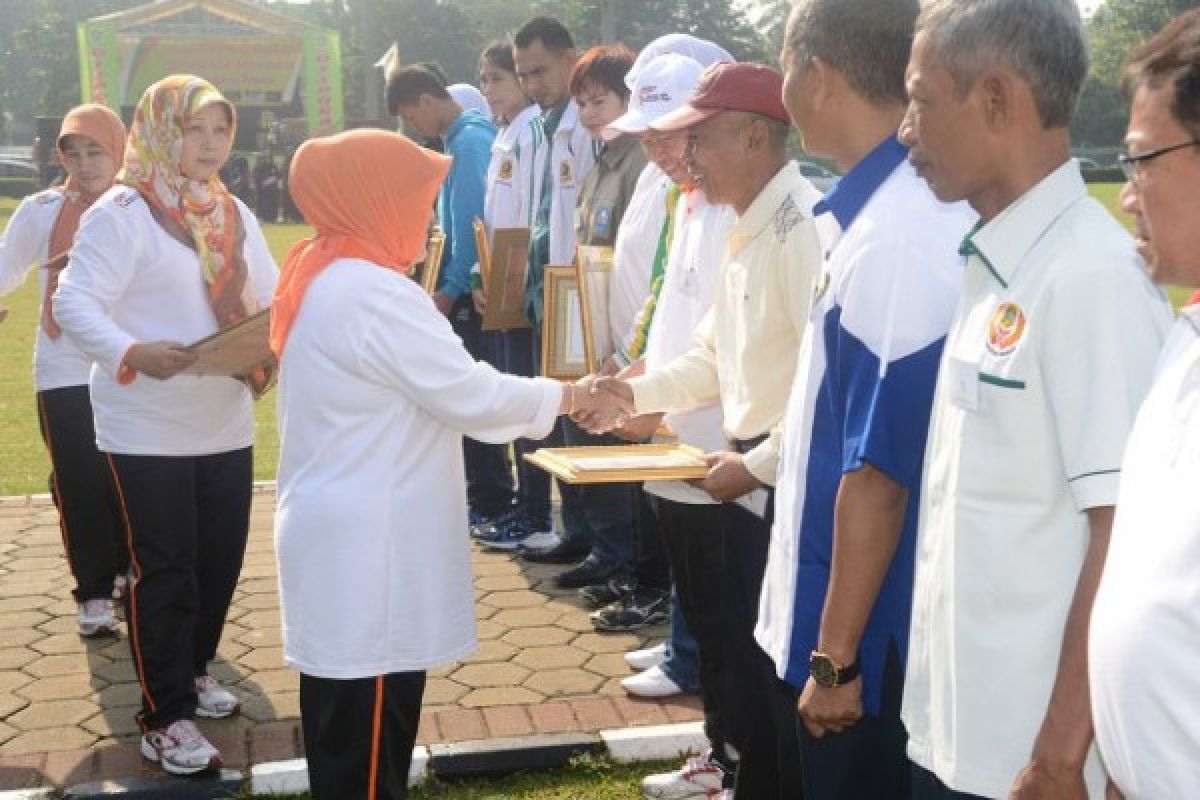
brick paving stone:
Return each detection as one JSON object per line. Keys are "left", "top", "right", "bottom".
{"left": 662, "top": 694, "right": 705, "bottom": 723}
{"left": 483, "top": 589, "right": 548, "bottom": 610}
{"left": 0, "top": 648, "right": 38, "bottom": 670}
{"left": 492, "top": 607, "right": 561, "bottom": 627}
{"left": 0, "top": 694, "right": 31, "bottom": 719}
{"left": 514, "top": 645, "right": 588, "bottom": 670}
{"left": 0, "top": 629, "right": 42, "bottom": 649}
{"left": 240, "top": 668, "right": 298, "bottom": 694}
{"left": 201, "top": 719, "right": 251, "bottom": 769}
{"left": 95, "top": 681, "right": 142, "bottom": 707}
{"left": 234, "top": 592, "right": 279, "bottom": 611}
{"left": 30, "top": 633, "right": 90, "bottom": 657}
{"left": 16, "top": 673, "right": 104, "bottom": 702}
{"left": 568, "top": 697, "right": 622, "bottom": 731}
{"left": 458, "top": 688, "right": 542, "bottom": 709}
{"left": 92, "top": 740, "right": 155, "bottom": 784}
{"left": 41, "top": 747, "right": 94, "bottom": 787}
{"left": 248, "top": 720, "right": 301, "bottom": 764}
{"left": 474, "top": 602, "right": 499, "bottom": 621}
{"left": 415, "top": 710, "right": 439, "bottom": 746}
{"left": 435, "top": 708, "right": 486, "bottom": 741}
{"left": 2, "top": 727, "right": 96, "bottom": 755}
{"left": 586, "top": 652, "right": 636, "bottom": 678}
{"left": 474, "top": 574, "right": 532, "bottom": 592}
{"left": 572, "top": 632, "right": 644, "bottom": 655}
{"left": 450, "top": 663, "right": 529, "bottom": 689}
{"left": 32, "top": 653, "right": 111, "bottom": 679}
{"left": 80, "top": 709, "right": 142, "bottom": 738}
{"left": 523, "top": 668, "right": 603, "bottom": 697}
{"left": 502, "top": 626, "right": 574, "bottom": 648}
{"left": 8, "top": 698, "right": 96, "bottom": 730}
{"left": 0, "top": 752, "right": 46, "bottom": 788}
{"left": 474, "top": 619, "right": 504, "bottom": 640}
{"left": 0, "top": 671, "right": 32, "bottom": 694}
{"left": 236, "top": 627, "right": 281, "bottom": 648}
{"left": 482, "top": 706, "right": 534, "bottom": 738}
{"left": 556, "top": 611, "right": 600, "bottom": 633}
{"left": 237, "top": 645, "right": 284, "bottom": 671}
{"left": 423, "top": 678, "right": 468, "bottom": 706}
{"left": 0, "top": 720, "right": 17, "bottom": 747}
{"left": 0, "top": 611, "right": 48, "bottom": 631}
{"left": 526, "top": 701, "right": 580, "bottom": 734}
{"left": 610, "top": 695, "right": 671, "bottom": 727}
{"left": 462, "top": 639, "right": 517, "bottom": 664}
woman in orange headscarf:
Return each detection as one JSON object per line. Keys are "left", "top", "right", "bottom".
{"left": 0, "top": 104, "right": 129, "bottom": 639}
{"left": 272, "top": 129, "right": 575, "bottom": 800}
{"left": 54, "top": 76, "right": 278, "bottom": 776}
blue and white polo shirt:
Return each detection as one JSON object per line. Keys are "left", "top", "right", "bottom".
{"left": 754, "top": 135, "right": 975, "bottom": 713}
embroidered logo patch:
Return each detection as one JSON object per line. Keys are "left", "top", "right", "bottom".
{"left": 987, "top": 302, "right": 1027, "bottom": 356}
{"left": 638, "top": 85, "right": 671, "bottom": 106}
{"left": 35, "top": 192, "right": 60, "bottom": 206}
{"left": 114, "top": 190, "right": 139, "bottom": 208}
{"left": 559, "top": 160, "right": 573, "bottom": 187}
{"left": 498, "top": 158, "right": 514, "bottom": 182}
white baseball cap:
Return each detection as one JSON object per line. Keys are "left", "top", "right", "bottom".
{"left": 603, "top": 54, "right": 705, "bottom": 140}
{"left": 626, "top": 33, "right": 735, "bottom": 91}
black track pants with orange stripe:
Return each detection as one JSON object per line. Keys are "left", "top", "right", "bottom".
{"left": 107, "top": 447, "right": 252, "bottom": 730}
{"left": 36, "top": 386, "right": 128, "bottom": 602}
{"left": 300, "top": 671, "right": 426, "bottom": 800}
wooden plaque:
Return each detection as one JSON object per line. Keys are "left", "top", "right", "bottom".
{"left": 481, "top": 227, "right": 532, "bottom": 331}
{"left": 575, "top": 245, "right": 614, "bottom": 374}
{"left": 182, "top": 308, "right": 272, "bottom": 377}
{"left": 524, "top": 443, "right": 709, "bottom": 484}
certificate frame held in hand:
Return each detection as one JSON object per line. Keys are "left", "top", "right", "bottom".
{"left": 525, "top": 443, "right": 709, "bottom": 484}
{"left": 541, "top": 265, "right": 587, "bottom": 380}
{"left": 480, "top": 226, "right": 532, "bottom": 331}
{"left": 182, "top": 308, "right": 272, "bottom": 378}
{"left": 575, "top": 245, "right": 614, "bottom": 374}
{"left": 418, "top": 226, "right": 447, "bottom": 295}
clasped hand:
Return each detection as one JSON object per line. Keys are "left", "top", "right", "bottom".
{"left": 569, "top": 375, "right": 636, "bottom": 433}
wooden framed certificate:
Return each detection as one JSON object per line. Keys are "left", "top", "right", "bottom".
{"left": 473, "top": 218, "right": 490, "bottom": 295}
{"left": 525, "top": 443, "right": 709, "bottom": 484}
{"left": 418, "top": 225, "right": 447, "bottom": 294}
{"left": 541, "top": 265, "right": 587, "bottom": 380}
{"left": 182, "top": 308, "right": 272, "bottom": 377}
{"left": 575, "top": 245, "right": 614, "bottom": 373}
{"left": 481, "top": 227, "right": 532, "bottom": 331}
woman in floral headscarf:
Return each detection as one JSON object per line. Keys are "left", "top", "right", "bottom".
{"left": 54, "top": 76, "right": 278, "bottom": 776}
{"left": 0, "top": 104, "right": 129, "bottom": 639}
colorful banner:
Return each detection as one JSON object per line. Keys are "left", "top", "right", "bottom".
{"left": 303, "top": 30, "right": 344, "bottom": 137}
{"left": 77, "top": 21, "right": 121, "bottom": 109}
{"left": 125, "top": 36, "right": 304, "bottom": 103}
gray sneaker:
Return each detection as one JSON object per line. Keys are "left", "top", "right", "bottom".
{"left": 77, "top": 597, "right": 118, "bottom": 638}
{"left": 140, "top": 719, "right": 221, "bottom": 775}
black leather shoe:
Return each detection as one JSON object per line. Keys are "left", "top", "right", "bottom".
{"left": 554, "top": 558, "right": 621, "bottom": 590}
{"left": 519, "top": 538, "right": 590, "bottom": 564}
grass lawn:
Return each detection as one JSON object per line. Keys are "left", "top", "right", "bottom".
{"left": 241, "top": 755, "right": 679, "bottom": 799}
{"left": 0, "top": 184, "right": 1189, "bottom": 495}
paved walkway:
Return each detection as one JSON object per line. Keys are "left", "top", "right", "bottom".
{"left": 0, "top": 488, "right": 698, "bottom": 791}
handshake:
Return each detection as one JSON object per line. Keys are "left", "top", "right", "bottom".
{"left": 565, "top": 374, "right": 641, "bottom": 436}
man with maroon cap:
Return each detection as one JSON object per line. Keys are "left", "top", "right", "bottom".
{"left": 576, "top": 61, "right": 826, "bottom": 800}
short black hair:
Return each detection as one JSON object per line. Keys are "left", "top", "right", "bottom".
{"left": 482, "top": 40, "right": 516, "bottom": 75}
{"left": 1125, "top": 8, "right": 1200, "bottom": 142}
{"left": 386, "top": 65, "right": 450, "bottom": 114}
{"left": 513, "top": 16, "right": 574, "bottom": 54}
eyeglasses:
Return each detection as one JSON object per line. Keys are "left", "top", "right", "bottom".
{"left": 1118, "top": 139, "right": 1200, "bottom": 182}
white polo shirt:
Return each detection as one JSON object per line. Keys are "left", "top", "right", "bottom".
{"left": 1090, "top": 306, "right": 1200, "bottom": 800}
{"left": 609, "top": 163, "right": 669, "bottom": 363}
{"left": 902, "top": 161, "right": 1172, "bottom": 798}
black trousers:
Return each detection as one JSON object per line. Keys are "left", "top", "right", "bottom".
{"left": 722, "top": 500, "right": 805, "bottom": 800}
{"left": 632, "top": 490, "right": 670, "bottom": 593}
{"left": 107, "top": 448, "right": 252, "bottom": 730}
{"left": 36, "top": 386, "right": 128, "bottom": 602}
{"left": 657, "top": 498, "right": 735, "bottom": 777}
{"left": 558, "top": 419, "right": 636, "bottom": 568}
{"left": 798, "top": 642, "right": 910, "bottom": 799}
{"left": 300, "top": 671, "right": 426, "bottom": 800}
{"left": 451, "top": 298, "right": 515, "bottom": 517}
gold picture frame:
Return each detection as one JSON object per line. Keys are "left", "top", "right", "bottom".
{"left": 182, "top": 308, "right": 272, "bottom": 378}
{"left": 524, "top": 443, "right": 709, "bottom": 484}
{"left": 473, "top": 218, "right": 490, "bottom": 295}
{"left": 418, "top": 225, "right": 447, "bottom": 294}
{"left": 481, "top": 227, "right": 533, "bottom": 331}
{"left": 541, "top": 265, "right": 588, "bottom": 380}
{"left": 575, "top": 245, "right": 614, "bottom": 374}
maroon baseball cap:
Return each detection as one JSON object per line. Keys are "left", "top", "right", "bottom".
{"left": 650, "top": 62, "right": 790, "bottom": 132}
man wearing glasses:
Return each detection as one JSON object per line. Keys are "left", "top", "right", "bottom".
{"left": 896, "top": 1, "right": 1172, "bottom": 798}
{"left": 1090, "top": 9, "right": 1200, "bottom": 800}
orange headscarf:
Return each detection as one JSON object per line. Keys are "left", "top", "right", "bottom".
{"left": 42, "top": 104, "right": 126, "bottom": 338}
{"left": 269, "top": 129, "right": 451, "bottom": 355}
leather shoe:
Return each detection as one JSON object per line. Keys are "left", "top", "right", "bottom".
{"left": 519, "top": 537, "right": 590, "bottom": 564}
{"left": 553, "top": 557, "right": 621, "bottom": 590}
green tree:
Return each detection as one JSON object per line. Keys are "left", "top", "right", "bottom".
{"left": 1074, "top": 0, "right": 1200, "bottom": 147}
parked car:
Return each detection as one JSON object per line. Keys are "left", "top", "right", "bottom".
{"left": 0, "top": 158, "right": 38, "bottom": 197}
{"left": 797, "top": 160, "right": 838, "bottom": 192}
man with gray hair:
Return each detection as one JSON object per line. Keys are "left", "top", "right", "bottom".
{"left": 756, "top": 0, "right": 975, "bottom": 797}
{"left": 898, "top": 1, "right": 1172, "bottom": 798}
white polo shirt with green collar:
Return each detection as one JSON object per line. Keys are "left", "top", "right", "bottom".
{"left": 901, "top": 161, "right": 1172, "bottom": 798}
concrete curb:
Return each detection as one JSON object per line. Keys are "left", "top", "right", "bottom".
{"left": 37, "top": 721, "right": 705, "bottom": 798}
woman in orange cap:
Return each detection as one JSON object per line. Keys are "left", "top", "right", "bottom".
{"left": 0, "top": 104, "right": 129, "bottom": 639}
{"left": 272, "top": 128, "right": 577, "bottom": 800}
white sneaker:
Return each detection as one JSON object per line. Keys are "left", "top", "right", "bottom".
{"left": 194, "top": 675, "right": 240, "bottom": 719}
{"left": 625, "top": 642, "right": 667, "bottom": 671}
{"left": 77, "top": 597, "right": 118, "bottom": 637}
{"left": 621, "top": 664, "right": 684, "bottom": 698}
{"left": 642, "top": 751, "right": 725, "bottom": 798}
{"left": 140, "top": 718, "right": 221, "bottom": 775}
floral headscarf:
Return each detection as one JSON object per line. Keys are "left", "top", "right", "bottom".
{"left": 119, "top": 75, "right": 257, "bottom": 328}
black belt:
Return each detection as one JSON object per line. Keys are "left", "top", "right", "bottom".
{"left": 732, "top": 434, "right": 768, "bottom": 454}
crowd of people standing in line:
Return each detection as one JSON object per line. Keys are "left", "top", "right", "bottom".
{"left": 2, "top": 0, "right": 1200, "bottom": 799}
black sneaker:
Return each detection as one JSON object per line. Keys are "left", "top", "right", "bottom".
{"left": 590, "top": 587, "right": 670, "bottom": 632}
{"left": 553, "top": 557, "right": 622, "bottom": 589}
{"left": 579, "top": 575, "right": 635, "bottom": 609}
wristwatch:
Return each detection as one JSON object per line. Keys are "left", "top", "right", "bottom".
{"left": 809, "top": 651, "right": 860, "bottom": 688}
